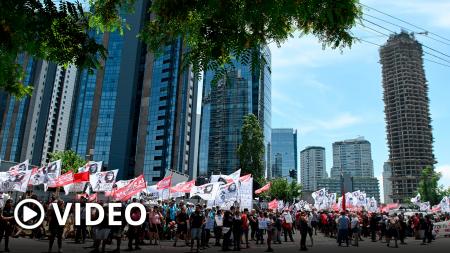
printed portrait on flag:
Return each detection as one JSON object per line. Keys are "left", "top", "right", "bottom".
{"left": 80, "top": 161, "right": 103, "bottom": 174}
{"left": 44, "top": 160, "right": 61, "bottom": 187}
{"left": 0, "top": 169, "right": 32, "bottom": 192}
{"left": 190, "top": 182, "right": 221, "bottom": 201}
{"left": 91, "top": 170, "right": 118, "bottom": 192}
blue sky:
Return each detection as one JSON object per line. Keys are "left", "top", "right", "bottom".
{"left": 269, "top": 0, "right": 450, "bottom": 199}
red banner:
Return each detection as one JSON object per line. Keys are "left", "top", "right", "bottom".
{"left": 268, "top": 199, "right": 278, "bottom": 210}
{"left": 170, "top": 180, "right": 195, "bottom": 193}
{"left": 156, "top": 175, "right": 172, "bottom": 190}
{"left": 51, "top": 171, "right": 73, "bottom": 187}
{"left": 255, "top": 182, "right": 271, "bottom": 194}
{"left": 73, "top": 171, "right": 90, "bottom": 183}
{"left": 239, "top": 174, "right": 252, "bottom": 182}
{"left": 113, "top": 175, "right": 146, "bottom": 201}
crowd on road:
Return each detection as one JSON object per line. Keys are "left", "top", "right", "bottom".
{"left": 0, "top": 193, "right": 449, "bottom": 253}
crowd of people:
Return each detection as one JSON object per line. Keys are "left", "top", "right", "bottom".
{"left": 0, "top": 193, "right": 449, "bottom": 253}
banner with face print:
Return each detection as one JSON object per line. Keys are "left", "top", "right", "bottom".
{"left": 367, "top": 197, "right": 377, "bottom": 213}
{"left": 312, "top": 188, "right": 327, "bottom": 210}
{"left": 8, "top": 160, "right": 29, "bottom": 173}
{"left": 63, "top": 182, "right": 87, "bottom": 195}
{"left": 80, "top": 161, "right": 103, "bottom": 174}
{"left": 239, "top": 177, "right": 253, "bottom": 211}
{"left": 90, "top": 169, "right": 118, "bottom": 192}
{"left": 214, "top": 181, "right": 239, "bottom": 206}
{"left": 190, "top": 182, "right": 222, "bottom": 201}
{"left": 0, "top": 169, "right": 32, "bottom": 192}
{"left": 43, "top": 160, "right": 62, "bottom": 188}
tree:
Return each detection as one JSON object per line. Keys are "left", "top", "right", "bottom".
{"left": 1, "top": 0, "right": 361, "bottom": 96}
{"left": 262, "top": 178, "right": 302, "bottom": 203}
{"left": 237, "top": 114, "right": 265, "bottom": 182}
{"left": 0, "top": 0, "right": 106, "bottom": 97}
{"left": 418, "top": 166, "right": 441, "bottom": 205}
{"left": 49, "top": 150, "right": 86, "bottom": 174}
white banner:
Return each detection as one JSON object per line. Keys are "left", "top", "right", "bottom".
{"left": 240, "top": 177, "right": 253, "bottom": 210}
{"left": 312, "top": 188, "right": 327, "bottom": 210}
{"left": 63, "top": 182, "right": 87, "bottom": 195}
{"left": 80, "top": 161, "right": 103, "bottom": 174}
{"left": 433, "top": 220, "right": 450, "bottom": 237}
{"left": 90, "top": 170, "right": 118, "bottom": 192}
{"left": 0, "top": 170, "right": 32, "bottom": 192}
{"left": 45, "top": 160, "right": 62, "bottom": 187}
{"left": 190, "top": 182, "right": 222, "bottom": 201}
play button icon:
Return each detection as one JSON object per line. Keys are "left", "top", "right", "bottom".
{"left": 14, "top": 199, "right": 45, "bottom": 230}
{"left": 22, "top": 206, "right": 38, "bottom": 222}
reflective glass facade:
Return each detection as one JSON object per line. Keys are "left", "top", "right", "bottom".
{"left": 271, "top": 128, "right": 298, "bottom": 182}
{"left": 0, "top": 55, "right": 35, "bottom": 162}
{"left": 199, "top": 46, "right": 272, "bottom": 176}
{"left": 137, "top": 38, "right": 198, "bottom": 184}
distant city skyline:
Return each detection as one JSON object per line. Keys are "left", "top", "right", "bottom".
{"left": 269, "top": 0, "right": 450, "bottom": 201}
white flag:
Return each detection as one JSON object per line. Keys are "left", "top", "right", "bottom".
{"left": 190, "top": 182, "right": 222, "bottom": 201}
{"left": 410, "top": 193, "right": 421, "bottom": 204}
{"left": 90, "top": 170, "right": 118, "bottom": 192}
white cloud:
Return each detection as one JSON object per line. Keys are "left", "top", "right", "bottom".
{"left": 436, "top": 164, "right": 450, "bottom": 187}
{"left": 297, "top": 112, "right": 364, "bottom": 134}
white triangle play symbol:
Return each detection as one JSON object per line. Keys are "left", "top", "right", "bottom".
{"left": 23, "top": 206, "right": 38, "bottom": 222}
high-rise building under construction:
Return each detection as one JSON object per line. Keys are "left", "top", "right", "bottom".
{"left": 380, "top": 32, "right": 435, "bottom": 202}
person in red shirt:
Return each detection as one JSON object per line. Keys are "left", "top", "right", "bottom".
{"left": 241, "top": 208, "right": 250, "bottom": 248}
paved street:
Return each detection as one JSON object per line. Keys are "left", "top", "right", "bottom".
{"left": 3, "top": 232, "right": 449, "bottom": 253}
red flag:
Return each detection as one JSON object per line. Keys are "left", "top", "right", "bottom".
{"left": 52, "top": 171, "right": 73, "bottom": 187}
{"left": 268, "top": 199, "right": 278, "bottom": 210}
{"left": 239, "top": 174, "right": 252, "bottom": 182}
{"left": 170, "top": 180, "right": 195, "bottom": 193}
{"left": 342, "top": 192, "right": 346, "bottom": 211}
{"left": 113, "top": 175, "right": 146, "bottom": 201}
{"left": 156, "top": 175, "right": 172, "bottom": 190}
{"left": 73, "top": 171, "right": 90, "bottom": 183}
{"left": 255, "top": 182, "right": 271, "bottom": 194}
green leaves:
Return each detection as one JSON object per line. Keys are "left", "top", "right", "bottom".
{"left": 261, "top": 178, "right": 302, "bottom": 202}
{"left": 237, "top": 114, "right": 265, "bottom": 182}
{"left": 0, "top": 0, "right": 107, "bottom": 97}
{"left": 418, "top": 166, "right": 442, "bottom": 205}
{"left": 142, "top": 0, "right": 361, "bottom": 85}
{"left": 49, "top": 150, "right": 86, "bottom": 174}
{"left": 0, "top": 0, "right": 361, "bottom": 97}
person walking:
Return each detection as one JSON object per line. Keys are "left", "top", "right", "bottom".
{"left": 232, "top": 210, "right": 242, "bottom": 251}
{"left": 350, "top": 213, "right": 360, "bottom": 247}
{"left": 298, "top": 212, "right": 308, "bottom": 251}
{"left": 0, "top": 199, "right": 14, "bottom": 252}
{"left": 190, "top": 205, "right": 205, "bottom": 253}
{"left": 337, "top": 212, "right": 350, "bottom": 247}
{"left": 48, "top": 199, "right": 65, "bottom": 253}
{"left": 241, "top": 209, "right": 250, "bottom": 248}
{"left": 222, "top": 207, "right": 234, "bottom": 251}
{"left": 282, "top": 210, "right": 294, "bottom": 242}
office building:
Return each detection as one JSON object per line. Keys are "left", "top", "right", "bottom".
{"left": 199, "top": 47, "right": 272, "bottom": 176}
{"left": 330, "top": 137, "right": 374, "bottom": 178}
{"left": 69, "top": 1, "right": 198, "bottom": 183}
{"left": 271, "top": 128, "right": 298, "bottom": 182}
{"left": 0, "top": 57, "right": 77, "bottom": 166}
{"left": 300, "top": 146, "right": 326, "bottom": 191}
{"left": 380, "top": 32, "right": 435, "bottom": 202}
{"left": 134, "top": 37, "right": 199, "bottom": 184}
{"left": 383, "top": 162, "right": 393, "bottom": 204}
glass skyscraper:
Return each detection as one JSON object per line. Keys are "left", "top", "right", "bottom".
{"left": 199, "top": 46, "right": 271, "bottom": 176}
{"left": 69, "top": 1, "right": 198, "bottom": 182}
{"left": 69, "top": 2, "right": 149, "bottom": 180}
{"left": 0, "top": 55, "right": 36, "bottom": 162}
{"left": 271, "top": 128, "right": 298, "bottom": 182}
{"left": 134, "top": 38, "right": 199, "bottom": 184}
